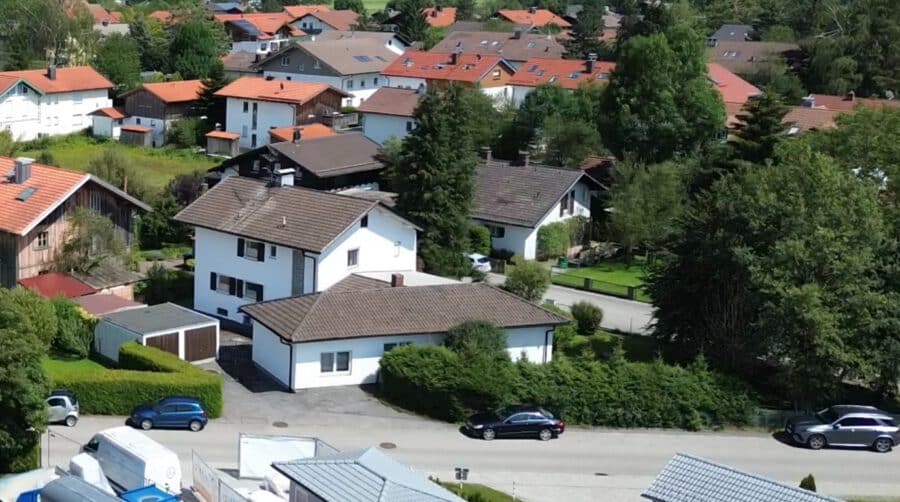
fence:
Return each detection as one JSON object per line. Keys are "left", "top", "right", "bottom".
{"left": 550, "top": 269, "right": 649, "bottom": 302}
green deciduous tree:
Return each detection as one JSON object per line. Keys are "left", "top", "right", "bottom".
{"left": 0, "top": 130, "right": 20, "bottom": 157}
{"left": 537, "top": 222, "right": 569, "bottom": 259}
{"left": 564, "top": 4, "right": 612, "bottom": 60}
{"left": 467, "top": 225, "right": 491, "bottom": 255}
{"left": 94, "top": 33, "right": 142, "bottom": 92}
{"left": 87, "top": 149, "right": 149, "bottom": 202}
{"left": 730, "top": 92, "right": 789, "bottom": 164}
{"left": 541, "top": 114, "right": 603, "bottom": 167}
{"left": 51, "top": 297, "right": 93, "bottom": 358}
{"left": 505, "top": 261, "right": 550, "bottom": 302}
{"left": 57, "top": 208, "right": 127, "bottom": 275}
{"left": 0, "top": 0, "right": 96, "bottom": 68}
{"left": 169, "top": 20, "right": 228, "bottom": 80}
{"left": 335, "top": 0, "right": 366, "bottom": 13}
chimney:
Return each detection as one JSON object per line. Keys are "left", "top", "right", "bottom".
{"left": 476, "top": 54, "right": 482, "bottom": 61}
{"left": 46, "top": 65, "right": 57, "bottom": 81}
{"left": 274, "top": 166, "right": 296, "bottom": 186}
{"left": 293, "top": 127, "right": 302, "bottom": 143}
{"left": 391, "top": 273, "right": 404, "bottom": 287}
{"left": 801, "top": 95, "right": 815, "bottom": 108}
{"left": 513, "top": 27, "right": 523, "bottom": 39}
{"left": 280, "top": 82, "right": 284, "bottom": 90}
{"left": 215, "top": 122, "right": 222, "bottom": 131}
{"left": 528, "top": 6, "right": 537, "bottom": 13}
{"left": 586, "top": 53, "right": 597, "bottom": 73}
{"left": 450, "top": 50, "right": 460, "bottom": 65}
{"left": 480, "top": 146, "right": 492, "bottom": 162}
{"left": 416, "top": 83, "right": 426, "bottom": 94}
{"left": 436, "top": 5, "right": 443, "bottom": 12}
{"left": 516, "top": 150, "right": 530, "bottom": 167}
{"left": 846, "top": 90, "right": 855, "bottom": 101}
{"left": 431, "top": 9, "right": 438, "bottom": 16}
{"left": 13, "top": 157, "right": 33, "bottom": 184}
{"left": 706, "top": 36, "right": 717, "bottom": 48}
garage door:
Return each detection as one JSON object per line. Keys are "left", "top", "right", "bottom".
{"left": 185, "top": 325, "right": 217, "bottom": 361}
{"left": 146, "top": 332, "right": 179, "bottom": 356}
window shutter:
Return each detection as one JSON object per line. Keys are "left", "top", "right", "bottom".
{"left": 228, "top": 277, "right": 237, "bottom": 295}
{"left": 236, "top": 279, "right": 244, "bottom": 298}
{"left": 210, "top": 272, "right": 217, "bottom": 291}
{"left": 259, "top": 245, "right": 265, "bottom": 262}
{"left": 237, "top": 238, "right": 245, "bottom": 257}
{"left": 258, "top": 285, "right": 264, "bottom": 301}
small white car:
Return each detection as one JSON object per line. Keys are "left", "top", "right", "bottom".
{"left": 47, "top": 390, "right": 79, "bottom": 427}
{"left": 466, "top": 253, "right": 492, "bottom": 273}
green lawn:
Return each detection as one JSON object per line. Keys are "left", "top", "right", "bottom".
{"left": 22, "top": 135, "right": 218, "bottom": 190}
{"left": 42, "top": 355, "right": 108, "bottom": 375}
{"left": 439, "top": 482, "right": 516, "bottom": 502}
{"left": 552, "top": 260, "right": 651, "bottom": 302}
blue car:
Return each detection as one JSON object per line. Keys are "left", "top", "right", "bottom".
{"left": 131, "top": 396, "right": 208, "bottom": 432}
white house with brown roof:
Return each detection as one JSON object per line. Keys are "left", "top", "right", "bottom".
{"left": 291, "top": 10, "right": 359, "bottom": 34}
{"left": 357, "top": 87, "right": 422, "bottom": 145}
{"left": 174, "top": 175, "right": 419, "bottom": 327}
{"left": 242, "top": 276, "right": 568, "bottom": 390}
{"left": 0, "top": 66, "right": 113, "bottom": 141}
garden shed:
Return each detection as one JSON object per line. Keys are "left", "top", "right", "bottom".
{"left": 94, "top": 302, "right": 220, "bottom": 363}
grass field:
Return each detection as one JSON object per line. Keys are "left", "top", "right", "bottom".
{"left": 42, "top": 355, "right": 108, "bottom": 375}
{"left": 439, "top": 482, "right": 516, "bottom": 502}
{"left": 21, "top": 135, "right": 217, "bottom": 190}
{"left": 551, "top": 260, "right": 651, "bottom": 302}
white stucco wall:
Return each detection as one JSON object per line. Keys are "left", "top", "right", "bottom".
{"left": 224, "top": 97, "right": 295, "bottom": 149}
{"left": 231, "top": 38, "right": 289, "bottom": 54}
{"left": 122, "top": 116, "right": 170, "bottom": 146}
{"left": 91, "top": 115, "right": 121, "bottom": 139}
{"left": 0, "top": 87, "right": 110, "bottom": 141}
{"left": 315, "top": 207, "right": 417, "bottom": 291}
{"left": 384, "top": 76, "right": 426, "bottom": 90}
{"left": 93, "top": 320, "right": 141, "bottom": 362}
{"left": 360, "top": 113, "right": 413, "bottom": 145}
{"left": 251, "top": 321, "right": 292, "bottom": 388}
{"left": 505, "top": 326, "right": 554, "bottom": 363}
{"left": 510, "top": 85, "right": 534, "bottom": 107}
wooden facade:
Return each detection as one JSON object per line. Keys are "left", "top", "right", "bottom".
{"left": 123, "top": 89, "right": 195, "bottom": 121}
{"left": 296, "top": 89, "right": 343, "bottom": 124}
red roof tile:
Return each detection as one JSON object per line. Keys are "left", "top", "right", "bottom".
{"left": 89, "top": 107, "right": 127, "bottom": 119}
{"left": 0, "top": 159, "right": 88, "bottom": 235}
{"left": 269, "top": 124, "right": 336, "bottom": 143}
{"left": 73, "top": 293, "right": 145, "bottom": 316}
{"left": 497, "top": 9, "right": 571, "bottom": 27}
{"left": 509, "top": 58, "right": 615, "bottom": 89}
{"left": 121, "top": 125, "right": 151, "bottom": 133}
{"left": 85, "top": 3, "right": 122, "bottom": 24}
{"left": 424, "top": 7, "right": 456, "bottom": 27}
{"left": 707, "top": 63, "right": 761, "bottom": 104}
{"left": 215, "top": 76, "right": 348, "bottom": 103}
{"left": 139, "top": 80, "right": 205, "bottom": 103}
{"left": 19, "top": 272, "right": 97, "bottom": 299}
{"left": 283, "top": 4, "right": 331, "bottom": 19}
{"left": 381, "top": 51, "right": 512, "bottom": 83}
{"left": 215, "top": 12, "right": 297, "bottom": 38}
{"left": 807, "top": 93, "right": 900, "bottom": 112}
{"left": 206, "top": 130, "right": 241, "bottom": 140}
{"left": 0, "top": 67, "right": 113, "bottom": 94}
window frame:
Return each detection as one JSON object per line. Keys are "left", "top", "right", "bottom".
{"left": 244, "top": 281, "right": 264, "bottom": 302}
{"left": 488, "top": 225, "right": 505, "bottom": 238}
{"left": 281, "top": 56, "right": 290, "bottom": 67}
{"left": 242, "top": 239, "right": 265, "bottom": 261}
{"left": 347, "top": 248, "right": 359, "bottom": 268}
{"left": 384, "top": 341, "right": 411, "bottom": 352}
{"left": 320, "top": 351, "right": 351, "bottom": 373}
{"left": 35, "top": 230, "right": 49, "bottom": 249}
{"left": 216, "top": 274, "right": 233, "bottom": 294}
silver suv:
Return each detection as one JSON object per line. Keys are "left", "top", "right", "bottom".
{"left": 785, "top": 405, "right": 898, "bottom": 453}
{"left": 46, "top": 390, "right": 79, "bottom": 427}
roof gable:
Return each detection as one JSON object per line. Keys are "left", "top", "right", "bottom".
{"left": 300, "top": 10, "right": 359, "bottom": 30}
{"left": 0, "top": 67, "right": 113, "bottom": 94}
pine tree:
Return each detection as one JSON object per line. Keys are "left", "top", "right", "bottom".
{"left": 195, "top": 63, "right": 231, "bottom": 141}
{"left": 730, "top": 92, "right": 789, "bottom": 164}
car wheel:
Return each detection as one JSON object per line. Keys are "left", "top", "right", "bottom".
{"left": 538, "top": 429, "right": 553, "bottom": 441}
{"left": 65, "top": 415, "right": 77, "bottom": 427}
{"left": 140, "top": 419, "right": 153, "bottom": 431}
{"left": 874, "top": 437, "right": 893, "bottom": 453}
{"left": 807, "top": 434, "right": 826, "bottom": 450}
{"left": 482, "top": 428, "right": 496, "bottom": 441}
{"left": 189, "top": 420, "right": 203, "bottom": 432}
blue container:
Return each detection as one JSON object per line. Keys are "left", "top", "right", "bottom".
{"left": 120, "top": 485, "right": 179, "bottom": 502}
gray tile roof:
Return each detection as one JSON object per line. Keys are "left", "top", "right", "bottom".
{"left": 712, "top": 24, "right": 755, "bottom": 41}
{"left": 430, "top": 31, "right": 565, "bottom": 63}
{"left": 174, "top": 176, "right": 378, "bottom": 252}
{"left": 102, "top": 302, "right": 217, "bottom": 335}
{"left": 269, "top": 134, "right": 384, "bottom": 178}
{"left": 259, "top": 39, "right": 398, "bottom": 76}
{"left": 241, "top": 282, "right": 569, "bottom": 343}
{"left": 273, "top": 447, "right": 466, "bottom": 502}
{"left": 357, "top": 87, "right": 421, "bottom": 117}
{"left": 327, "top": 273, "right": 390, "bottom": 292}
{"left": 642, "top": 454, "right": 845, "bottom": 502}
{"left": 71, "top": 261, "right": 144, "bottom": 289}
{"left": 473, "top": 160, "right": 597, "bottom": 227}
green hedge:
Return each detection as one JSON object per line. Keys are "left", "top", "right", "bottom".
{"left": 380, "top": 347, "right": 755, "bottom": 429}
{"left": 46, "top": 343, "right": 223, "bottom": 418}
{"left": 2, "top": 442, "right": 41, "bottom": 473}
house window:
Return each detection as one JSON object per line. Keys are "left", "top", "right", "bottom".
{"left": 347, "top": 248, "right": 359, "bottom": 268}
{"left": 251, "top": 133, "right": 257, "bottom": 148}
{"left": 384, "top": 342, "right": 411, "bottom": 352}
{"left": 239, "top": 239, "right": 265, "bottom": 261}
{"left": 215, "top": 273, "right": 233, "bottom": 294}
{"left": 405, "top": 121, "right": 414, "bottom": 132}
{"left": 270, "top": 245, "right": 277, "bottom": 258}
{"left": 360, "top": 80, "right": 366, "bottom": 88}
{"left": 374, "top": 77, "right": 379, "bottom": 86}
{"left": 320, "top": 351, "right": 351, "bottom": 373}
{"left": 298, "top": 63, "right": 304, "bottom": 71}
{"left": 347, "top": 80, "right": 354, "bottom": 89}
{"left": 281, "top": 56, "right": 290, "bottom": 66}
{"left": 360, "top": 215, "right": 368, "bottom": 228}
{"left": 560, "top": 193, "right": 569, "bottom": 217}
{"left": 244, "top": 281, "right": 264, "bottom": 302}
{"left": 260, "top": 43, "right": 268, "bottom": 52}
{"left": 241, "top": 125, "right": 248, "bottom": 138}
{"left": 135, "top": 118, "right": 141, "bottom": 125}
{"left": 35, "top": 231, "right": 49, "bottom": 249}
{"left": 492, "top": 69, "right": 502, "bottom": 80}
{"left": 243, "top": 102, "right": 249, "bottom": 113}
{"left": 568, "top": 189, "right": 575, "bottom": 213}
{"left": 313, "top": 59, "right": 321, "bottom": 69}
{"left": 489, "top": 225, "right": 505, "bottom": 238}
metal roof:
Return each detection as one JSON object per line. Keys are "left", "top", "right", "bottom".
{"left": 40, "top": 475, "right": 120, "bottom": 502}
{"left": 101, "top": 302, "right": 217, "bottom": 335}
{"left": 230, "top": 19, "right": 262, "bottom": 36}
{"left": 273, "top": 448, "right": 466, "bottom": 502}
{"left": 642, "top": 454, "right": 845, "bottom": 502}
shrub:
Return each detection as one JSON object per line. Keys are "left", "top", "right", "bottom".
{"left": 567, "top": 216, "right": 590, "bottom": 247}
{"left": 165, "top": 117, "right": 201, "bottom": 148}
{"left": 799, "top": 474, "right": 816, "bottom": 492}
{"left": 3, "top": 443, "right": 41, "bottom": 473}
{"left": 467, "top": 225, "right": 492, "bottom": 255}
{"left": 51, "top": 298, "right": 95, "bottom": 358}
{"left": 537, "top": 222, "right": 569, "bottom": 259}
{"left": 489, "top": 248, "right": 515, "bottom": 263}
{"left": 444, "top": 321, "right": 508, "bottom": 359}
{"left": 0, "top": 287, "right": 57, "bottom": 349}
{"left": 570, "top": 301, "right": 603, "bottom": 335}
{"left": 380, "top": 346, "right": 465, "bottom": 420}
{"left": 504, "top": 261, "right": 549, "bottom": 302}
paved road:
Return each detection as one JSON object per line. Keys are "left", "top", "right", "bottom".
{"left": 43, "top": 416, "right": 900, "bottom": 501}
{"left": 486, "top": 273, "right": 654, "bottom": 334}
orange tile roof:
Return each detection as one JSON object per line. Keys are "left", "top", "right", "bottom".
{"left": 121, "top": 125, "right": 151, "bottom": 133}
{"left": 269, "top": 124, "right": 336, "bottom": 143}
{"left": 497, "top": 9, "right": 571, "bottom": 28}
{"left": 215, "top": 76, "right": 349, "bottom": 104}
{"left": 0, "top": 159, "right": 89, "bottom": 235}
{"left": 509, "top": 58, "right": 615, "bottom": 89}
{"left": 423, "top": 7, "right": 456, "bottom": 27}
{"left": 283, "top": 4, "right": 331, "bottom": 19}
{"left": 89, "top": 107, "right": 127, "bottom": 119}
{"left": 206, "top": 130, "right": 241, "bottom": 140}
{"left": 0, "top": 67, "right": 113, "bottom": 94}
{"left": 148, "top": 10, "right": 175, "bottom": 24}
{"left": 301, "top": 10, "right": 359, "bottom": 30}
{"left": 19, "top": 273, "right": 96, "bottom": 299}
{"left": 807, "top": 93, "right": 900, "bottom": 112}
{"left": 139, "top": 80, "right": 206, "bottom": 103}
{"left": 707, "top": 63, "right": 761, "bottom": 105}
{"left": 783, "top": 106, "right": 841, "bottom": 132}
{"left": 85, "top": 3, "right": 122, "bottom": 24}
{"left": 381, "top": 51, "right": 512, "bottom": 83}
{"left": 215, "top": 12, "right": 297, "bottom": 39}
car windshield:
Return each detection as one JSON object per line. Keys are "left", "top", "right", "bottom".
{"left": 816, "top": 408, "right": 839, "bottom": 423}
{"left": 477, "top": 257, "right": 490, "bottom": 264}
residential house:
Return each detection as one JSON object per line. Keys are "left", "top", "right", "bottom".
{"left": 147, "top": 10, "right": 176, "bottom": 25}
{"left": 800, "top": 92, "right": 900, "bottom": 112}
{"left": 117, "top": 80, "right": 206, "bottom": 147}
{"left": 706, "top": 40, "right": 801, "bottom": 75}
{"left": 79, "top": 2, "right": 128, "bottom": 35}
{"left": 215, "top": 76, "right": 349, "bottom": 149}
{"left": 381, "top": 51, "right": 516, "bottom": 101}
{"left": 0, "top": 66, "right": 113, "bottom": 141}
{"left": 643, "top": 453, "right": 843, "bottom": 502}
{"left": 290, "top": 10, "right": 359, "bottom": 34}
{"left": 357, "top": 87, "right": 421, "bottom": 144}
{"left": 781, "top": 107, "right": 841, "bottom": 134}
{"left": 209, "top": 132, "right": 384, "bottom": 191}
{"left": 173, "top": 176, "right": 419, "bottom": 326}
{"left": 769, "top": 93, "right": 900, "bottom": 135}
{"left": 273, "top": 448, "right": 467, "bottom": 502}
{"left": 88, "top": 107, "right": 126, "bottom": 140}
{"left": 256, "top": 39, "right": 399, "bottom": 107}
{"left": 221, "top": 52, "right": 263, "bottom": 79}
{"left": 429, "top": 30, "right": 566, "bottom": 69}
{"left": 710, "top": 23, "right": 755, "bottom": 42}
{"left": 214, "top": 12, "right": 303, "bottom": 54}
{"left": 242, "top": 275, "right": 568, "bottom": 389}
{"left": 708, "top": 63, "right": 764, "bottom": 124}
{"left": 0, "top": 157, "right": 150, "bottom": 288}
{"left": 423, "top": 6, "right": 457, "bottom": 27}
{"left": 305, "top": 30, "right": 411, "bottom": 55}
{"left": 496, "top": 8, "right": 571, "bottom": 29}
{"left": 472, "top": 152, "right": 605, "bottom": 260}
{"left": 508, "top": 56, "right": 616, "bottom": 105}
{"left": 206, "top": 1, "right": 245, "bottom": 14}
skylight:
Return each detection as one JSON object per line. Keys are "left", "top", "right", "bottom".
{"left": 375, "top": 56, "right": 387, "bottom": 62}
{"left": 528, "top": 65, "right": 538, "bottom": 72}
{"left": 527, "top": 42, "right": 536, "bottom": 48}
{"left": 549, "top": 75, "right": 558, "bottom": 83}
{"left": 16, "top": 187, "right": 36, "bottom": 201}
{"left": 569, "top": 72, "right": 580, "bottom": 79}
{"left": 353, "top": 55, "right": 372, "bottom": 62}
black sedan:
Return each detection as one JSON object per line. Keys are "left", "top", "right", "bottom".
{"left": 464, "top": 406, "right": 565, "bottom": 441}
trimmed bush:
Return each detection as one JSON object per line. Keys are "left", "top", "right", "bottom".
{"left": 380, "top": 346, "right": 463, "bottom": 421}
{"left": 800, "top": 474, "right": 816, "bottom": 492}
{"left": 504, "top": 260, "right": 550, "bottom": 302}
{"left": 467, "top": 225, "right": 492, "bottom": 256}
{"left": 443, "top": 321, "right": 508, "bottom": 359}
{"left": 570, "top": 301, "right": 603, "bottom": 335}
{"left": 3, "top": 442, "right": 41, "bottom": 473}
{"left": 537, "top": 222, "right": 569, "bottom": 259}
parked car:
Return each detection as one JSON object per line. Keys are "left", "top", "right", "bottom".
{"left": 46, "top": 389, "right": 79, "bottom": 427}
{"left": 464, "top": 405, "right": 565, "bottom": 441}
{"left": 785, "top": 405, "right": 899, "bottom": 452}
{"left": 466, "top": 253, "right": 492, "bottom": 273}
{"left": 130, "top": 396, "right": 208, "bottom": 432}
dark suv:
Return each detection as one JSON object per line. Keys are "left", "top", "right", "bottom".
{"left": 465, "top": 406, "right": 565, "bottom": 441}
{"left": 785, "top": 405, "right": 899, "bottom": 453}
{"left": 131, "top": 396, "right": 208, "bottom": 432}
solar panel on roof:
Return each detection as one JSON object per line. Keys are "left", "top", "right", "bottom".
{"left": 16, "top": 187, "right": 36, "bottom": 201}
{"left": 353, "top": 55, "right": 372, "bottom": 62}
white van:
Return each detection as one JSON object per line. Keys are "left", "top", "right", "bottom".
{"left": 82, "top": 426, "right": 182, "bottom": 495}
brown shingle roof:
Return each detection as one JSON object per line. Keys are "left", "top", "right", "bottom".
{"left": 807, "top": 93, "right": 900, "bottom": 112}
{"left": 782, "top": 106, "right": 841, "bottom": 132}
{"left": 473, "top": 161, "right": 596, "bottom": 227}
{"left": 357, "top": 87, "right": 421, "bottom": 117}
{"left": 301, "top": 10, "right": 359, "bottom": 30}
{"left": 706, "top": 41, "right": 799, "bottom": 74}
{"left": 241, "top": 282, "right": 569, "bottom": 343}
{"left": 221, "top": 52, "right": 262, "bottom": 74}
{"left": 174, "top": 176, "right": 379, "bottom": 252}
{"left": 430, "top": 31, "right": 565, "bottom": 63}
{"left": 264, "top": 40, "right": 399, "bottom": 75}
{"left": 269, "top": 134, "right": 384, "bottom": 178}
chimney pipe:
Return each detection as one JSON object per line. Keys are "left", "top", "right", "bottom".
{"left": 516, "top": 150, "right": 530, "bottom": 167}
{"left": 586, "top": 53, "right": 597, "bottom": 73}
{"left": 528, "top": 6, "right": 537, "bottom": 13}
{"left": 293, "top": 128, "right": 302, "bottom": 143}
{"left": 513, "top": 27, "right": 523, "bottom": 39}
{"left": 46, "top": 65, "right": 57, "bottom": 81}
{"left": 13, "top": 157, "right": 33, "bottom": 184}
{"left": 480, "top": 146, "right": 492, "bottom": 162}
{"left": 391, "top": 273, "right": 404, "bottom": 287}
{"left": 847, "top": 90, "right": 855, "bottom": 101}
{"left": 450, "top": 50, "right": 460, "bottom": 65}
